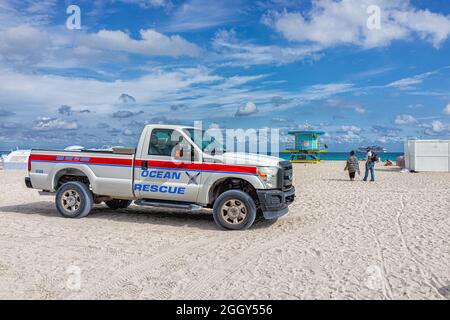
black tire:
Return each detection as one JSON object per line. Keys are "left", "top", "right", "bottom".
{"left": 105, "top": 199, "right": 132, "bottom": 210}
{"left": 212, "top": 190, "right": 257, "bottom": 230}
{"left": 55, "top": 181, "right": 93, "bottom": 218}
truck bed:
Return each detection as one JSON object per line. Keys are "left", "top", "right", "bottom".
{"left": 32, "top": 147, "right": 136, "bottom": 155}
{"left": 29, "top": 149, "right": 136, "bottom": 199}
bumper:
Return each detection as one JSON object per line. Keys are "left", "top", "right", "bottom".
{"left": 25, "top": 177, "right": 33, "bottom": 189}
{"left": 256, "top": 187, "right": 295, "bottom": 220}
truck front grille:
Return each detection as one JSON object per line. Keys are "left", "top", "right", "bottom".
{"left": 278, "top": 161, "right": 293, "bottom": 190}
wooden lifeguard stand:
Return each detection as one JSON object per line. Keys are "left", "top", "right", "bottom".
{"left": 281, "top": 130, "right": 328, "bottom": 163}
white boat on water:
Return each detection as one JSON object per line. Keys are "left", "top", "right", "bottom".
{"left": 64, "top": 145, "right": 86, "bottom": 151}
{"left": 2, "top": 149, "right": 31, "bottom": 170}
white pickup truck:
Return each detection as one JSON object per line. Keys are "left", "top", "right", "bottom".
{"left": 25, "top": 124, "right": 295, "bottom": 230}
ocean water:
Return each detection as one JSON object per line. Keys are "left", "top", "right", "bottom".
{"left": 279, "top": 152, "right": 404, "bottom": 161}
{"left": 0, "top": 149, "right": 403, "bottom": 162}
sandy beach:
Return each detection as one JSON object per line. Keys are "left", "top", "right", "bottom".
{"left": 0, "top": 161, "right": 448, "bottom": 300}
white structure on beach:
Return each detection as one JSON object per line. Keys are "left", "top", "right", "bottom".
{"left": 2, "top": 150, "right": 31, "bottom": 170}
{"left": 404, "top": 140, "right": 450, "bottom": 172}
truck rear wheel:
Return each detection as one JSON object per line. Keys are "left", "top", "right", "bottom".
{"left": 105, "top": 199, "right": 132, "bottom": 210}
{"left": 55, "top": 181, "right": 93, "bottom": 218}
{"left": 212, "top": 190, "right": 256, "bottom": 230}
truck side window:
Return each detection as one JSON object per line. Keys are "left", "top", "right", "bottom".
{"left": 148, "top": 129, "right": 175, "bottom": 156}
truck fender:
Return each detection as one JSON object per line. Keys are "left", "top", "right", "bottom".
{"left": 200, "top": 174, "right": 264, "bottom": 205}
{"left": 50, "top": 164, "right": 98, "bottom": 192}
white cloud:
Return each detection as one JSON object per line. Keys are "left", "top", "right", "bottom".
{"left": 80, "top": 29, "right": 201, "bottom": 58}
{"left": 386, "top": 70, "right": 438, "bottom": 90}
{"left": 112, "top": 110, "right": 144, "bottom": 118}
{"left": 421, "top": 120, "right": 450, "bottom": 135}
{"left": 340, "top": 125, "right": 361, "bottom": 133}
{"left": 163, "top": 0, "right": 242, "bottom": 32}
{"left": 0, "top": 0, "right": 58, "bottom": 27}
{"left": 271, "top": 117, "right": 289, "bottom": 123}
{"left": 393, "top": 8, "right": 450, "bottom": 47}
{"left": 407, "top": 103, "right": 424, "bottom": 109}
{"left": 0, "top": 67, "right": 221, "bottom": 111}
{"left": 302, "top": 84, "right": 355, "bottom": 101}
{"left": 443, "top": 103, "right": 450, "bottom": 115}
{"left": 430, "top": 120, "right": 447, "bottom": 133}
{"left": 263, "top": 0, "right": 450, "bottom": 49}
{"left": 0, "top": 66, "right": 287, "bottom": 123}
{"left": 335, "top": 125, "right": 363, "bottom": 142}
{"left": 122, "top": 128, "right": 135, "bottom": 136}
{"left": 33, "top": 117, "right": 79, "bottom": 131}
{"left": 115, "top": 0, "right": 170, "bottom": 8}
{"left": 0, "top": 25, "right": 50, "bottom": 65}
{"left": 326, "top": 99, "right": 366, "bottom": 114}
{"left": 212, "top": 29, "right": 322, "bottom": 66}
{"left": 394, "top": 114, "right": 417, "bottom": 125}
{"left": 235, "top": 102, "right": 258, "bottom": 117}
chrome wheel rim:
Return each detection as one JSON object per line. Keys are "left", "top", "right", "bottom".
{"left": 61, "top": 189, "right": 81, "bottom": 212}
{"left": 220, "top": 199, "right": 247, "bottom": 225}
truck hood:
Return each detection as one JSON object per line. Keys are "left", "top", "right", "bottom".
{"left": 208, "top": 152, "right": 283, "bottom": 167}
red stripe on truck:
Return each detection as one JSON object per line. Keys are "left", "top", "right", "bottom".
{"left": 30, "top": 154, "right": 133, "bottom": 167}
{"left": 29, "top": 154, "right": 257, "bottom": 175}
{"left": 135, "top": 159, "right": 257, "bottom": 175}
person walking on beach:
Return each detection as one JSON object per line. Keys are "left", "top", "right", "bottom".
{"left": 363, "top": 147, "right": 376, "bottom": 182}
{"left": 344, "top": 150, "right": 360, "bottom": 181}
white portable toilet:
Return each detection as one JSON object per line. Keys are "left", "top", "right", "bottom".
{"left": 404, "top": 140, "right": 450, "bottom": 172}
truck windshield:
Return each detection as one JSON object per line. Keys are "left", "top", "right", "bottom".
{"left": 184, "top": 129, "right": 226, "bottom": 154}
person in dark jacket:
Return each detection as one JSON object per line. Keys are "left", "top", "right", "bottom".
{"left": 344, "top": 150, "right": 360, "bottom": 181}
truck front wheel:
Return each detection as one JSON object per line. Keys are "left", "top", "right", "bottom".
{"left": 55, "top": 181, "right": 93, "bottom": 218}
{"left": 212, "top": 190, "right": 256, "bottom": 230}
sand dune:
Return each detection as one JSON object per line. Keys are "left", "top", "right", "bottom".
{"left": 0, "top": 162, "right": 449, "bottom": 299}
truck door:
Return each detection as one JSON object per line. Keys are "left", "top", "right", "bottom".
{"left": 134, "top": 128, "right": 202, "bottom": 203}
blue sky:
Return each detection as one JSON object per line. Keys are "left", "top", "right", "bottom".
{"left": 0, "top": 0, "right": 449, "bottom": 151}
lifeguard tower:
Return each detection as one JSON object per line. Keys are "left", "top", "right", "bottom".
{"left": 281, "top": 128, "right": 328, "bottom": 163}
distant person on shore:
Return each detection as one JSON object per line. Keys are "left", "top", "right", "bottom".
{"left": 344, "top": 150, "right": 360, "bottom": 181}
{"left": 363, "top": 147, "right": 376, "bottom": 182}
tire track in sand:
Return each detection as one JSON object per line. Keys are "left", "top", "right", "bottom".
{"left": 93, "top": 218, "right": 299, "bottom": 299}
{"left": 395, "top": 195, "right": 447, "bottom": 299}
{"left": 67, "top": 217, "right": 294, "bottom": 299}
{"left": 66, "top": 235, "right": 216, "bottom": 299}
{"left": 358, "top": 196, "right": 393, "bottom": 300}
{"left": 180, "top": 232, "right": 295, "bottom": 299}
{"left": 178, "top": 218, "right": 327, "bottom": 300}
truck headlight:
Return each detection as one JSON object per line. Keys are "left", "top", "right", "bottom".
{"left": 257, "top": 166, "right": 279, "bottom": 189}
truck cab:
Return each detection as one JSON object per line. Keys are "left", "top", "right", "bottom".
{"left": 26, "top": 124, "right": 295, "bottom": 230}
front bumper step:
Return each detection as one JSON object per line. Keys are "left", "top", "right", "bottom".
{"left": 256, "top": 187, "right": 296, "bottom": 220}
